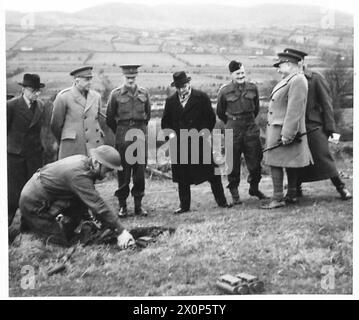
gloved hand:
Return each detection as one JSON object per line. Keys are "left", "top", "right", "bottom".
{"left": 326, "top": 131, "right": 334, "bottom": 139}
{"left": 117, "top": 229, "right": 135, "bottom": 249}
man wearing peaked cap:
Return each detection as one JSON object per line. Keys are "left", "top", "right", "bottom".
{"left": 284, "top": 48, "right": 352, "bottom": 200}
{"left": 120, "top": 64, "right": 141, "bottom": 76}
{"left": 7, "top": 73, "right": 46, "bottom": 229}
{"left": 261, "top": 51, "right": 313, "bottom": 209}
{"left": 51, "top": 65, "right": 105, "bottom": 160}
{"left": 106, "top": 64, "right": 151, "bottom": 217}
{"left": 272, "top": 52, "right": 302, "bottom": 68}
{"left": 217, "top": 60, "right": 267, "bottom": 205}
{"left": 69, "top": 65, "right": 94, "bottom": 77}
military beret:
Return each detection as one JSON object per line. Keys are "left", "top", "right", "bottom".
{"left": 120, "top": 64, "right": 141, "bottom": 76}
{"left": 228, "top": 60, "right": 242, "bottom": 73}
{"left": 70, "top": 66, "right": 93, "bottom": 78}
{"left": 284, "top": 48, "right": 308, "bottom": 60}
{"left": 273, "top": 52, "right": 302, "bottom": 67}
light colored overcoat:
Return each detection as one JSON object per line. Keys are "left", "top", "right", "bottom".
{"left": 51, "top": 85, "right": 104, "bottom": 159}
{"left": 265, "top": 72, "right": 313, "bottom": 168}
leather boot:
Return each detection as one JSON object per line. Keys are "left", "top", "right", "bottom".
{"left": 337, "top": 187, "right": 352, "bottom": 200}
{"left": 118, "top": 200, "right": 128, "bottom": 218}
{"left": 229, "top": 188, "right": 242, "bottom": 205}
{"left": 249, "top": 184, "right": 268, "bottom": 199}
{"left": 134, "top": 197, "right": 148, "bottom": 216}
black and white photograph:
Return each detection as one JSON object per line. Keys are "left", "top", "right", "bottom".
{"left": 2, "top": 0, "right": 355, "bottom": 300}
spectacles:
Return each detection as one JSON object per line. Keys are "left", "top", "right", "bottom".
{"left": 26, "top": 87, "right": 41, "bottom": 94}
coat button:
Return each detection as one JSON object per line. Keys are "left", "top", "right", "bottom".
{"left": 267, "top": 122, "right": 270, "bottom": 126}
{"left": 96, "top": 128, "right": 99, "bottom": 132}
{"left": 269, "top": 112, "right": 273, "bottom": 115}
{"left": 96, "top": 140, "right": 100, "bottom": 143}
{"left": 271, "top": 98, "right": 274, "bottom": 101}
{"left": 85, "top": 128, "right": 88, "bottom": 131}
{"left": 84, "top": 115, "right": 87, "bottom": 119}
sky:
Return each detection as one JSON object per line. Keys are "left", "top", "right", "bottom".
{"left": 2, "top": 0, "right": 356, "bottom": 14}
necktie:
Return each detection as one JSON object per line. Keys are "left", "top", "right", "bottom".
{"left": 30, "top": 101, "right": 36, "bottom": 115}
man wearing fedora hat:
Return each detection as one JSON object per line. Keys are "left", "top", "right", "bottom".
{"left": 106, "top": 64, "right": 151, "bottom": 217}
{"left": 7, "top": 73, "right": 46, "bottom": 226}
{"left": 161, "top": 71, "right": 228, "bottom": 214}
{"left": 217, "top": 60, "right": 267, "bottom": 205}
{"left": 261, "top": 52, "right": 313, "bottom": 209}
{"left": 18, "top": 145, "right": 135, "bottom": 249}
{"left": 283, "top": 48, "right": 351, "bottom": 201}
{"left": 51, "top": 66, "right": 105, "bottom": 160}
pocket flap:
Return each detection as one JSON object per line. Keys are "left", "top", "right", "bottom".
{"left": 61, "top": 130, "right": 77, "bottom": 140}
{"left": 271, "top": 120, "right": 283, "bottom": 126}
{"left": 244, "top": 91, "right": 256, "bottom": 99}
{"left": 226, "top": 94, "right": 240, "bottom": 102}
{"left": 137, "top": 94, "right": 147, "bottom": 103}
{"left": 118, "top": 96, "right": 130, "bottom": 103}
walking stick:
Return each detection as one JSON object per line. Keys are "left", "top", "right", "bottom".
{"left": 262, "top": 127, "right": 319, "bottom": 153}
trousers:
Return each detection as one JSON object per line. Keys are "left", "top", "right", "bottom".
{"left": 178, "top": 174, "right": 227, "bottom": 210}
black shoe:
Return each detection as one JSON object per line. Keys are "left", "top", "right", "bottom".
{"left": 231, "top": 198, "right": 243, "bottom": 206}
{"left": 218, "top": 202, "right": 230, "bottom": 208}
{"left": 174, "top": 208, "right": 190, "bottom": 215}
{"left": 134, "top": 207, "right": 148, "bottom": 216}
{"left": 118, "top": 206, "right": 128, "bottom": 218}
{"left": 249, "top": 188, "right": 268, "bottom": 200}
{"left": 338, "top": 188, "right": 352, "bottom": 200}
{"left": 284, "top": 195, "right": 298, "bottom": 204}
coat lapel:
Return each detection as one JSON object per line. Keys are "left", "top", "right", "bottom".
{"left": 71, "top": 86, "right": 87, "bottom": 108}
{"left": 17, "top": 96, "right": 33, "bottom": 124}
{"left": 29, "top": 100, "right": 44, "bottom": 128}
{"left": 84, "top": 90, "right": 97, "bottom": 113}
{"left": 181, "top": 90, "right": 198, "bottom": 115}
{"left": 270, "top": 73, "right": 298, "bottom": 98}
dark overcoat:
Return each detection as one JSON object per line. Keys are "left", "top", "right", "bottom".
{"left": 7, "top": 95, "right": 45, "bottom": 224}
{"left": 298, "top": 69, "right": 339, "bottom": 181}
{"left": 161, "top": 89, "right": 217, "bottom": 185}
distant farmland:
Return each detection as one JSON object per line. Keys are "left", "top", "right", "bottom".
{"left": 87, "top": 52, "right": 187, "bottom": 67}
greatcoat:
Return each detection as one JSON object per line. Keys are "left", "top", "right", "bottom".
{"left": 298, "top": 69, "right": 339, "bottom": 181}
{"left": 51, "top": 85, "right": 104, "bottom": 160}
{"left": 265, "top": 72, "right": 313, "bottom": 168}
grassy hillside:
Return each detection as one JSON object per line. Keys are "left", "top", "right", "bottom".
{"left": 9, "top": 165, "right": 352, "bottom": 296}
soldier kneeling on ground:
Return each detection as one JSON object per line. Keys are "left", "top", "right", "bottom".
{"left": 16, "top": 145, "right": 135, "bottom": 249}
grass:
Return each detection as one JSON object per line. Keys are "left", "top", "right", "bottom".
{"left": 9, "top": 163, "right": 352, "bottom": 297}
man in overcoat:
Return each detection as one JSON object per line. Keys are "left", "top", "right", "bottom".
{"left": 161, "top": 71, "right": 228, "bottom": 214}
{"left": 217, "top": 60, "right": 266, "bottom": 205}
{"left": 18, "top": 145, "right": 135, "bottom": 249}
{"left": 51, "top": 66, "right": 105, "bottom": 160}
{"left": 261, "top": 52, "right": 313, "bottom": 209}
{"left": 106, "top": 64, "right": 151, "bottom": 217}
{"left": 7, "top": 73, "right": 46, "bottom": 226}
{"left": 284, "top": 48, "right": 351, "bottom": 200}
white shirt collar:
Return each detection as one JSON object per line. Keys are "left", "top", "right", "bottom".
{"left": 22, "top": 94, "right": 32, "bottom": 108}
